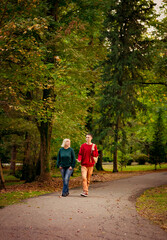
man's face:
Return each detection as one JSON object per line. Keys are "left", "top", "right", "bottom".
{"left": 86, "top": 135, "right": 92, "bottom": 143}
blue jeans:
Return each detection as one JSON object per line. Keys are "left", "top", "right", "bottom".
{"left": 60, "top": 167, "right": 73, "bottom": 195}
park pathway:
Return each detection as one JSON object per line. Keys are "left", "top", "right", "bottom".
{"left": 0, "top": 172, "right": 167, "bottom": 240}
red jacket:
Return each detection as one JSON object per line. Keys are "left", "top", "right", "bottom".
{"left": 78, "top": 143, "right": 98, "bottom": 167}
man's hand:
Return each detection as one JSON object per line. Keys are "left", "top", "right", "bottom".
{"left": 69, "top": 166, "right": 72, "bottom": 170}
{"left": 59, "top": 166, "right": 63, "bottom": 169}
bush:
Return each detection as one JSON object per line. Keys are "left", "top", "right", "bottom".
{"left": 102, "top": 157, "right": 113, "bottom": 162}
{"left": 119, "top": 154, "right": 133, "bottom": 168}
{"left": 133, "top": 154, "right": 148, "bottom": 165}
{"left": 74, "top": 161, "right": 81, "bottom": 172}
{"left": 21, "top": 164, "right": 36, "bottom": 182}
{"left": 51, "top": 156, "right": 57, "bottom": 170}
{"left": 127, "top": 157, "right": 133, "bottom": 166}
{"left": 14, "top": 170, "right": 22, "bottom": 179}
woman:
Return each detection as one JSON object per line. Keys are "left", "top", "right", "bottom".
{"left": 57, "top": 139, "right": 76, "bottom": 197}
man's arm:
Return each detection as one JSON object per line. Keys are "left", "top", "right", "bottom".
{"left": 78, "top": 144, "right": 83, "bottom": 162}
{"left": 92, "top": 144, "right": 98, "bottom": 157}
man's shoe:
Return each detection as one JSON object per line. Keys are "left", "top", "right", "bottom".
{"left": 80, "top": 192, "right": 88, "bottom": 197}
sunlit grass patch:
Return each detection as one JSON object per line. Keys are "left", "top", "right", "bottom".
{"left": 4, "top": 174, "right": 20, "bottom": 181}
{"left": 103, "top": 163, "right": 167, "bottom": 172}
{"left": 51, "top": 167, "right": 81, "bottom": 178}
{"left": 5, "top": 181, "right": 25, "bottom": 186}
{"left": 0, "top": 191, "right": 50, "bottom": 208}
{"left": 136, "top": 185, "right": 167, "bottom": 231}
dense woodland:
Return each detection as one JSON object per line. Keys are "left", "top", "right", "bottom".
{"left": 0, "top": 0, "right": 167, "bottom": 187}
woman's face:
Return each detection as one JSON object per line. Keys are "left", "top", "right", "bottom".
{"left": 65, "top": 140, "right": 70, "bottom": 148}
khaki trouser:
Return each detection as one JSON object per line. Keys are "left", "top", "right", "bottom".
{"left": 81, "top": 166, "right": 94, "bottom": 194}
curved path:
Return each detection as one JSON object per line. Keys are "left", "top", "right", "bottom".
{"left": 0, "top": 172, "right": 167, "bottom": 240}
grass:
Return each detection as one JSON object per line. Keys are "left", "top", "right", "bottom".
{"left": 5, "top": 181, "right": 25, "bottom": 186}
{"left": 51, "top": 168, "right": 82, "bottom": 178}
{"left": 4, "top": 174, "right": 20, "bottom": 181}
{"left": 136, "top": 185, "right": 167, "bottom": 231}
{"left": 0, "top": 191, "right": 50, "bottom": 208}
{"left": 103, "top": 163, "right": 167, "bottom": 172}
{"left": 3, "top": 174, "right": 24, "bottom": 186}
{"left": 1, "top": 164, "right": 166, "bottom": 208}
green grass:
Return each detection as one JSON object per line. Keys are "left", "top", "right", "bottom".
{"left": 0, "top": 191, "right": 51, "bottom": 208}
{"left": 136, "top": 185, "right": 167, "bottom": 231}
{"left": 4, "top": 174, "right": 20, "bottom": 181}
{"left": 71, "top": 171, "right": 82, "bottom": 178}
{"left": 51, "top": 168, "right": 82, "bottom": 178}
{"left": 5, "top": 181, "right": 25, "bottom": 186}
{"left": 103, "top": 163, "right": 167, "bottom": 172}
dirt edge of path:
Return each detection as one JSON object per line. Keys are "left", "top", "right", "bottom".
{"left": 1, "top": 169, "right": 167, "bottom": 194}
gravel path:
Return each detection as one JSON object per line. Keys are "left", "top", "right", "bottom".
{"left": 0, "top": 171, "right": 167, "bottom": 240}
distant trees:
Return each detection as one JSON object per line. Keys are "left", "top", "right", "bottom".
{"left": 149, "top": 109, "right": 166, "bottom": 170}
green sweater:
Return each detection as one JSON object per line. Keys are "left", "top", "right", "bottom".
{"left": 57, "top": 147, "right": 76, "bottom": 168}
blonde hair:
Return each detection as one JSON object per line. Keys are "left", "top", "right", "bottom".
{"left": 61, "top": 139, "right": 71, "bottom": 147}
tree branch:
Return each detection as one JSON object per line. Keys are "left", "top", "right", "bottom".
{"left": 139, "top": 82, "right": 167, "bottom": 87}
{"left": 0, "top": 0, "right": 9, "bottom": 27}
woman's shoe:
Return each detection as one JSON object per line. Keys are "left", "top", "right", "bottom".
{"left": 62, "top": 192, "right": 69, "bottom": 197}
{"left": 62, "top": 193, "right": 67, "bottom": 197}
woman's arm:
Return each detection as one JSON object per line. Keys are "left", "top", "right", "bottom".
{"left": 71, "top": 149, "right": 76, "bottom": 168}
{"left": 57, "top": 149, "right": 61, "bottom": 168}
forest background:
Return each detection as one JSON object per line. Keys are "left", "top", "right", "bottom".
{"left": 0, "top": 0, "right": 167, "bottom": 186}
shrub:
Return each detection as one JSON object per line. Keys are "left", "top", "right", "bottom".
{"left": 127, "top": 157, "right": 133, "bottom": 166}
{"left": 102, "top": 157, "right": 113, "bottom": 162}
{"left": 14, "top": 170, "right": 22, "bottom": 179}
{"left": 133, "top": 154, "right": 148, "bottom": 165}
{"left": 119, "top": 154, "right": 133, "bottom": 168}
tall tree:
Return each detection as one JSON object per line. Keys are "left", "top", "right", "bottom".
{"left": 99, "top": 0, "right": 156, "bottom": 172}
{"left": 0, "top": 0, "right": 105, "bottom": 179}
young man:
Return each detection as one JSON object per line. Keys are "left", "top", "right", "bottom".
{"left": 78, "top": 133, "right": 98, "bottom": 197}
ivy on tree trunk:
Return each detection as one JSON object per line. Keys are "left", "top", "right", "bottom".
{"left": 0, "top": 159, "right": 5, "bottom": 190}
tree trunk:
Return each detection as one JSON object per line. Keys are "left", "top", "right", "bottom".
{"left": 96, "top": 150, "right": 103, "bottom": 171}
{"left": 38, "top": 121, "right": 52, "bottom": 180}
{"left": 22, "top": 132, "right": 36, "bottom": 182}
{"left": 10, "top": 144, "right": 17, "bottom": 175}
{"left": 155, "top": 157, "right": 157, "bottom": 170}
{"left": 48, "top": 0, "right": 59, "bottom": 21}
{"left": 113, "top": 120, "right": 119, "bottom": 173}
{"left": 0, "top": 159, "right": 5, "bottom": 190}
{"left": 86, "top": 81, "right": 95, "bottom": 132}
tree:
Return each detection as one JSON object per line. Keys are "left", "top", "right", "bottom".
{"left": 99, "top": 0, "right": 156, "bottom": 172}
{"left": 149, "top": 109, "right": 166, "bottom": 170}
{"left": 0, "top": 159, "right": 5, "bottom": 190}
{"left": 0, "top": 0, "right": 106, "bottom": 180}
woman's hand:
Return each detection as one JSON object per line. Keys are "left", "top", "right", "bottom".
{"left": 59, "top": 166, "right": 63, "bottom": 169}
{"left": 92, "top": 144, "right": 95, "bottom": 151}
{"left": 69, "top": 166, "right": 72, "bottom": 170}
